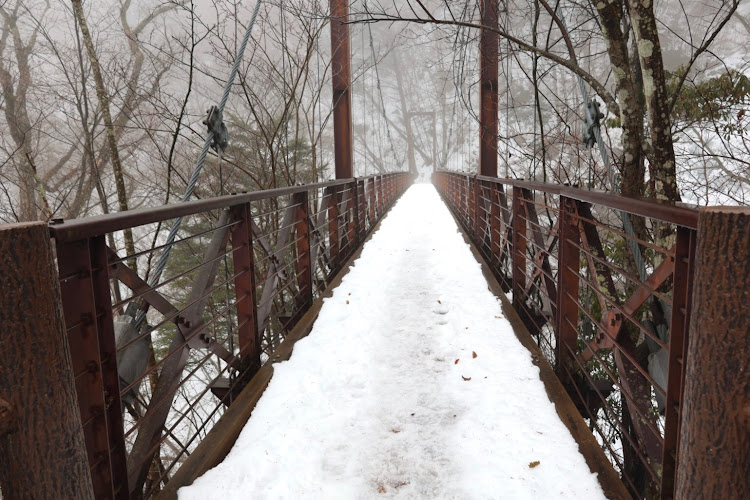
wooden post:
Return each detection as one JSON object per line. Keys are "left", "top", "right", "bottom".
{"left": 0, "top": 222, "right": 94, "bottom": 499}
{"left": 676, "top": 207, "right": 749, "bottom": 499}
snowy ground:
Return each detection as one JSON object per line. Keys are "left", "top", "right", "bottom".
{"left": 179, "top": 184, "right": 607, "bottom": 500}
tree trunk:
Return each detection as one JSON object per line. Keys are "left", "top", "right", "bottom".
{"left": 591, "top": 0, "right": 645, "bottom": 197}
{"left": 626, "top": 0, "right": 680, "bottom": 202}
{"left": 676, "top": 207, "right": 749, "bottom": 499}
{"left": 72, "top": 0, "right": 137, "bottom": 271}
{"left": 0, "top": 222, "right": 94, "bottom": 499}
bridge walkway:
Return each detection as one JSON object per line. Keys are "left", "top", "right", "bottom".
{"left": 178, "top": 184, "right": 608, "bottom": 499}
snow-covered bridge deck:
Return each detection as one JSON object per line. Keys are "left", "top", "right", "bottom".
{"left": 178, "top": 185, "right": 610, "bottom": 499}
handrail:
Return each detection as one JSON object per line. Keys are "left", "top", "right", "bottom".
{"left": 440, "top": 171, "right": 700, "bottom": 229}
{"left": 49, "top": 175, "right": 413, "bottom": 243}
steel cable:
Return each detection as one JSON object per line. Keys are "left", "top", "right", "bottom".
{"left": 135, "top": 0, "right": 263, "bottom": 329}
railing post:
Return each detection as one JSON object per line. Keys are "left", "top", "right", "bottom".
{"left": 345, "top": 182, "right": 357, "bottom": 257}
{"left": 0, "top": 222, "right": 94, "bottom": 499}
{"left": 676, "top": 207, "right": 750, "bottom": 499}
{"left": 490, "top": 183, "right": 502, "bottom": 270}
{"left": 555, "top": 196, "right": 581, "bottom": 381}
{"left": 470, "top": 176, "right": 479, "bottom": 239}
{"left": 511, "top": 186, "right": 527, "bottom": 310}
{"left": 376, "top": 176, "right": 384, "bottom": 217}
{"left": 355, "top": 179, "right": 365, "bottom": 240}
{"left": 293, "top": 192, "right": 313, "bottom": 315}
{"left": 230, "top": 203, "right": 260, "bottom": 368}
{"left": 367, "top": 178, "right": 376, "bottom": 226}
{"left": 328, "top": 186, "right": 341, "bottom": 272}
{"left": 660, "top": 226, "right": 696, "bottom": 498}
{"left": 55, "top": 235, "right": 129, "bottom": 499}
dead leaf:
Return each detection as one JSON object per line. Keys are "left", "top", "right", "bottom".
{"left": 462, "top": 376, "right": 471, "bottom": 381}
{"left": 438, "top": 300, "right": 442, "bottom": 304}
{"left": 472, "top": 351, "right": 477, "bottom": 358}
{"left": 529, "top": 461, "right": 540, "bottom": 468}
{"left": 377, "top": 485, "right": 386, "bottom": 493}
{"left": 494, "top": 315, "right": 502, "bottom": 319}
{"left": 391, "top": 429, "right": 401, "bottom": 434}
{"left": 454, "top": 359, "right": 459, "bottom": 364}
{"left": 346, "top": 300, "right": 350, "bottom": 304}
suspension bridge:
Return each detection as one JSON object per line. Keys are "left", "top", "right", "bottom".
{"left": 0, "top": 1, "right": 748, "bottom": 499}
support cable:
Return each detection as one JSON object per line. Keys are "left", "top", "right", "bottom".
{"left": 135, "top": 0, "right": 263, "bottom": 329}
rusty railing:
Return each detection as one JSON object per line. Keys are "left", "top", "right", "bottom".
{"left": 433, "top": 170, "right": 698, "bottom": 499}
{"left": 47, "top": 172, "right": 412, "bottom": 499}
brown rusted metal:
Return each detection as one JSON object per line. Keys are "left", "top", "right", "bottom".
{"left": 49, "top": 179, "right": 354, "bottom": 244}
{"left": 230, "top": 203, "right": 260, "bottom": 365}
{"left": 0, "top": 222, "right": 95, "bottom": 499}
{"left": 367, "top": 178, "right": 376, "bottom": 226}
{"left": 56, "top": 235, "right": 129, "bottom": 499}
{"left": 469, "top": 173, "right": 698, "bottom": 228}
{"left": 660, "top": 226, "right": 696, "bottom": 499}
{"left": 294, "top": 192, "right": 313, "bottom": 314}
{"left": 556, "top": 197, "right": 580, "bottom": 382}
{"left": 512, "top": 186, "right": 527, "bottom": 309}
{"left": 676, "top": 207, "right": 750, "bottom": 500}
{"left": 328, "top": 186, "right": 341, "bottom": 272}
{"left": 479, "top": 0, "right": 499, "bottom": 177}
{"left": 490, "top": 184, "right": 502, "bottom": 270}
{"left": 330, "top": 0, "right": 353, "bottom": 179}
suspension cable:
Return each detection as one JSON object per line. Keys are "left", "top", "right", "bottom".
{"left": 136, "top": 0, "right": 263, "bottom": 329}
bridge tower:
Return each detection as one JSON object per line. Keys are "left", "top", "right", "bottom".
{"left": 330, "top": 0, "right": 353, "bottom": 179}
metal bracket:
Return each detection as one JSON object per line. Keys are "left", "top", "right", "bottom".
{"left": 203, "top": 105, "right": 229, "bottom": 153}
{"left": 582, "top": 99, "right": 604, "bottom": 149}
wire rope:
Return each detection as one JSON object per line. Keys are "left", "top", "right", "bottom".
{"left": 135, "top": 0, "right": 263, "bottom": 329}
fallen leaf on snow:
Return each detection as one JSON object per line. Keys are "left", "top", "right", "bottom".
{"left": 377, "top": 485, "right": 386, "bottom": 493}
{"left": 438, "top": 300, "right": 442, "bottom": 304}
{"left": 346, "top": 300, "right": 350, "bottom": 304}
{"left": 494, "top": 315, "right": 502, "bottom": 319}
{"left": 462, "top": 376, "right": 471, "bottom": 381}
{"left": 472, "top": 351, "right": 478, "bottom": 358}
{"left": 454, "top": 359, "right": 459, "bottom": 364}
{"left": 390, "top": 429, "right": 401, "bottom": 434}
{"left": 529, "top": 461, "right": 540, "bottom": 468}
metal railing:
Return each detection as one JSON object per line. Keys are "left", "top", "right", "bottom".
{"left": 433, "top": 170, "right": 698, "bottom": 500}
{"left": 48, "top": 172, "right": 413, "bottom": 499}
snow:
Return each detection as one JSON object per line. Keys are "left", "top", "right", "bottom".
{"left": 179, "top": 184, "right": 607, "bottom": 500}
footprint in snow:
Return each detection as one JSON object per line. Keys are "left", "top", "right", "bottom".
{"left": 433, "top": 305, "right": 449, "bottom": 315}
